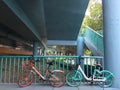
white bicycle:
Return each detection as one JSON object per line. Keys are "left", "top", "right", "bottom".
{"left": 66, "top": 56, "right": 114, "bottom": 88}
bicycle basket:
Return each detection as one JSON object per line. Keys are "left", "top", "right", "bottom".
{"left": 22, "top": 60, "right": 34, "bottom": 70}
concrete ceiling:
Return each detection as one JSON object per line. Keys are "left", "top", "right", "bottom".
{"left": 0, "top": 0, "right": 89, "bottom": 47}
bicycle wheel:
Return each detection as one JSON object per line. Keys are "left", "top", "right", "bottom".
{"left": 97, "top": 70, "right": 113, "bottom": 88}
{"left": 18, "top": 70, "right": 34, "bottom": 87}
{"left": 49, "top": 71, "right": 65, "bottom": 87}
{"left": 66, "top": 70, "right": 82, "bottom": 87}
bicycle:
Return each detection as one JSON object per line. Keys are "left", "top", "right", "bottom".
{"left": 66, "top": 56, "right": 114, "bottom": 88}
{"left": 18, "top": 60, "right": 65, "bottom": 87}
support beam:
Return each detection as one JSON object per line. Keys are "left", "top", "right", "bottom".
{"left": 0, "top": 27, "right": 33, "bottom": 47}
{"left": 47, "top": 40, "right": 77, "bottom": 46}
{"left": 3, "top": 0, "right": 46, "bottom": 48}
{"left": 77, "top": 36, "right": 84, "bottom": 56}
{"left": 33, "top": 42, "right": 38, "bottom": 56}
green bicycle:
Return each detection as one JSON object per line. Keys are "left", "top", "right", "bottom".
{"left": 66, "top": 56, "right": 114, "bottom": 88}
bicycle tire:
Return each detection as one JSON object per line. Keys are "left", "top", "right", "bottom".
{"left": 66, "top": 70, "right": 82, "bottom": 87}
{"left": 49, "top": 71, "right": 65, "bottom": 87}
{"left": 97, "top": 70, "right": 113, "bottom": 88}
{"left": 18, "top": 70, "right": 34, "bottom": 87}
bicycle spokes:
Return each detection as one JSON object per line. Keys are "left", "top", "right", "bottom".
{"left": 97, "top": 70, "right": 113, "bottom": 88}
{"left": 66, "top": 70, "right": 82, "bottom": 87}
{"left": 49, "top": 72, "right": 65, "bottom": 87}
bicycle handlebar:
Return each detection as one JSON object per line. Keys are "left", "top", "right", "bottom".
{"left": 29, "top": 59, "right": 54, "bottom": 66}
{"left": 29, "top": 59, "right": 40, "bottom": 64}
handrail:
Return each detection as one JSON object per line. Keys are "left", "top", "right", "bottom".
{"left": 84, "top": 26, "right": 104, "bottom": 54}
{"left": 86, "top": 26, "right": 103, "bottom": 37}
{"left": 0, "top": 55, "right": 103, "bottom": 84}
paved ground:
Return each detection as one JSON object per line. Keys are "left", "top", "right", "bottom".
{"left": 0, "top": 84, "right": 120, "bottom": 90}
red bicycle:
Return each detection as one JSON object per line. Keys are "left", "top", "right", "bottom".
{"left": 18, "top": 60, "right": 65, "bottom": 87}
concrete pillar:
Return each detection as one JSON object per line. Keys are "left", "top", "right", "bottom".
{"left": 102, "top": 0, "right": 120, "bottom": 88}
{"left": 33, "top": 42, "right": 38, "bottom": 56}
{"left": 77, "top": 36, "right": 84, "bottom": 56}
{"left": 42, "top": 48, "right": 46, "bottom": 56}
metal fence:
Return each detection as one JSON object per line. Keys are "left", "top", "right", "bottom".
{"left": 0, "top": 55, "right": 103, "bottom": 84}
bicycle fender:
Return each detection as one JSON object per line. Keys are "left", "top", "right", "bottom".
{"left": 101, "top": 70, "right": 114, "bottom": 77}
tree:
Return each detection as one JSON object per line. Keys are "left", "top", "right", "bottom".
{"left": 82, "top": 2, "right": 103, "bottom": 30}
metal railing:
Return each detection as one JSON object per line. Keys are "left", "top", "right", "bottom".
{"left": 85, "top": 27, "right": 104, "bottom": 54}
{"left": 0, "top": 55, "right": 103, "bottom": 84}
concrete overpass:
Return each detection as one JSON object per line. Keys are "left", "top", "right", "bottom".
{"left": 0, "top": 0, "right": 89, "bottom": 50}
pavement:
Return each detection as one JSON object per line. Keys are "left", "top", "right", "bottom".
{"left": 0, "top": 84, "right": 120, "bottom": 90}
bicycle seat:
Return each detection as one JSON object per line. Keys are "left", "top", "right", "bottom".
{"left": 95, "top": 64, "right": 103, "bottom": 70}
{"left": 46, "top": 61, "right": 54, "bottom": 65}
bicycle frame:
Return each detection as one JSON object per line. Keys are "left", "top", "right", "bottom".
{"left": 18, "top": 60, "right": 66, "bottom": 88}
{"left": 66, "top": 57, "right": 114, "bottom": 88}
{"left": 77, "top": 65, "right": 106, "bottom": 82}
{"left": 31, "top": 66, "right": 64, "bottom": 81}
{"left": 32, "top": 66, "right": 46, "bottom": 80}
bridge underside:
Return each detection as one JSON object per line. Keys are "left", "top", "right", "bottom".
{"left": 0, "top": 0, "right": 89, "bottom": 49}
